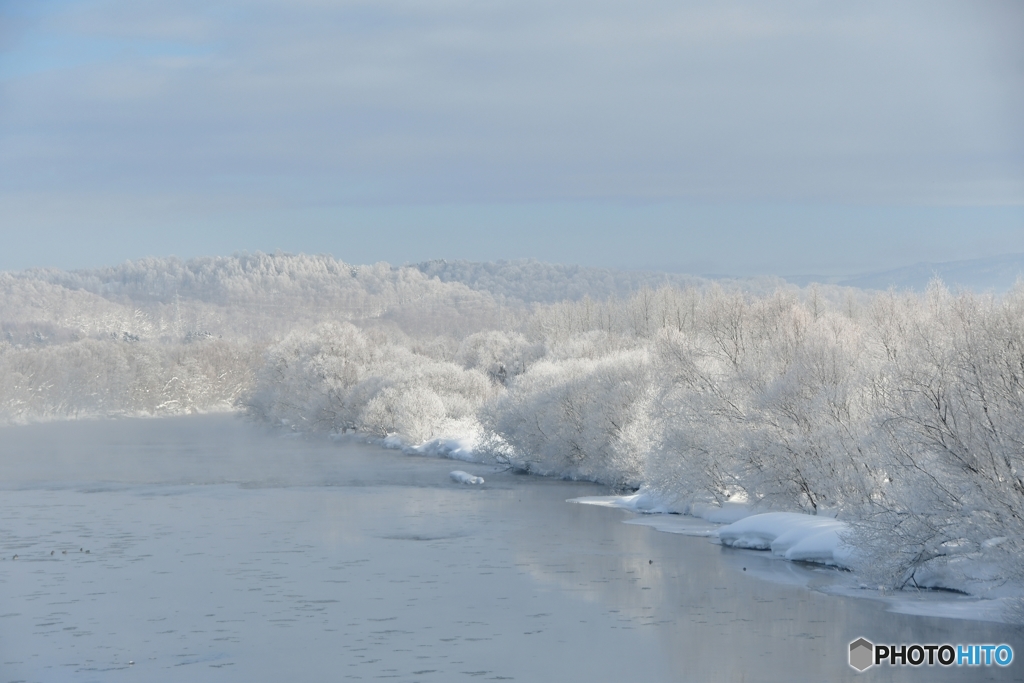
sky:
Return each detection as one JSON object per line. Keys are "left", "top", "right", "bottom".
{"left": 1, "top": 0, "right": 1022, "bottom": 276}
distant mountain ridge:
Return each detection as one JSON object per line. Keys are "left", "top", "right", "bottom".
{"left": 834, "top": 253, "right": 1024, "bottom": 292}
{"left": 412, "top": 258, "right": 708, "bottom": 303}
{"left": 414, "top": 255, "right": 1024, "bottom": 299}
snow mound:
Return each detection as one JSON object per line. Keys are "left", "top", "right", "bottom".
{"left": 412, "top": 436, "right": 479, "bottom": 461}
{"left": 687, "top": 501, "right": 754, "bottom": 524}
{"left": 369, "top": 422, "right": 486, "bottom": 463}
{"left": 450, "top": 470, "right": 485, "bottom": 485}
{"left": 716, "top": 512, "right": 855, "bottom": 568}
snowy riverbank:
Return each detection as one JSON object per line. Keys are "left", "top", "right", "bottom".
{"left": 571, "top": 489, "right": 1024, "bottom": 624}
{"left": 330, "top": 426, "right": 1024, "bottom": 624}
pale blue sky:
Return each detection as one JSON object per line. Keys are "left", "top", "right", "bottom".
{"left": 1, "top": 0, "right": 1022, "bottom": 275}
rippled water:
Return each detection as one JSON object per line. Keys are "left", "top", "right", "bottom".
{"left": 1, "top": 415, "right": 1021, "bottom": 682}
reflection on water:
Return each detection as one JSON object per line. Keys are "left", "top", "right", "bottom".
{"left": 0, "top": 415, "right": 1021, "bottom": 682}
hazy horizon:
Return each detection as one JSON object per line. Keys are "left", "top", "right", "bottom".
{"left": 4, "top": 249, "right": 1024, "bottom": 294}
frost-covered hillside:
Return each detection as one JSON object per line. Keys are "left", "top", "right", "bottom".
{"left": 0, "top": 253, "right": 797, "bottom": 425}
{"left": 413, "top": 259, "right": 719, "bottom": 303}
{"left": 3, "top": 253, "right": 505, "bottom": 345}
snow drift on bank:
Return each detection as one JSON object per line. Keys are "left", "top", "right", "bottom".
{"left": 715, "top": 512, "right": 855, "bottom": 567}
{"left": 572, "top": 492, "right": 854, "bottom": 567}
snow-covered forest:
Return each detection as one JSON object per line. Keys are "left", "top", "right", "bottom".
{"left": 3, "top": 252, "right": 1023, "bottom": 602}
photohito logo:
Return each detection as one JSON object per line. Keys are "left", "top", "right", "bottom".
{"left": 849, "top": 638, "right": 1013, "bottom": 672}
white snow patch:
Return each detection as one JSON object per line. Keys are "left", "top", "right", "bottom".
{"left": 360, "top": 423, "right": 487, "bottom": 463}
{"left": 982, "top": 536, "right": 1009, "bottom": 549}
{"left": 716, "top": 512, "right": 855, "bottom": 568}
{"left": 687, "top": 501, "right": 754, "bottom": 524}
{"left": 905, "top": 553, "right": 1024, "bottom": 601}
{"left": 412, "top": 436, "right": 480, "bottom": 461}
{"left": 450, "top": 470, "right": 484, "bottom": 485}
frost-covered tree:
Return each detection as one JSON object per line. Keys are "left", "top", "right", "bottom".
{"left": 482, "top": 349, "right": 653, "bottom": 485}
{"left": 854, "top": 283, "right": 1024, "bottom": 589}
{"left": 455, "top": 331, "right": 544, "bottom": 385}
{"left": 248, "top": 322, "right": 495, "bottom": 442}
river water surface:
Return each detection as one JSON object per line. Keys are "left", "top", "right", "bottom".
{"left": 1, "top": 415, "right": 1020, "bottom": 682}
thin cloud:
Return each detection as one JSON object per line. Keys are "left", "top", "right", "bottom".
{"left": 0, "top": 0, "right": 1021, "bottom": 271}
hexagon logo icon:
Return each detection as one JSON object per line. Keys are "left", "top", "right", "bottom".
{"left": 849, "top": 638, "right": 874, "bottom": 671}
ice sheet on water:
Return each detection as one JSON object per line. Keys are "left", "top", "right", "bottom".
{"left": 569, "top": 487, "right": 682, "bottom": 514}
{"left": 569, "top": 486, "right": 753, "bottom": 523}
{"left": 623, "top": 515, "right": 719, "bottom": 537}
{"left": 876, "top": 594, "right": 1015, "bottom": 623}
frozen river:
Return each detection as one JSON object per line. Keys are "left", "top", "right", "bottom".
{"left": 1, "top": 415, "right": 1020, "bottom": 682}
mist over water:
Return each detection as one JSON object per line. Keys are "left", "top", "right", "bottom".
{"left": 1, "top": 415, "right": 1019, "bottom": 682}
